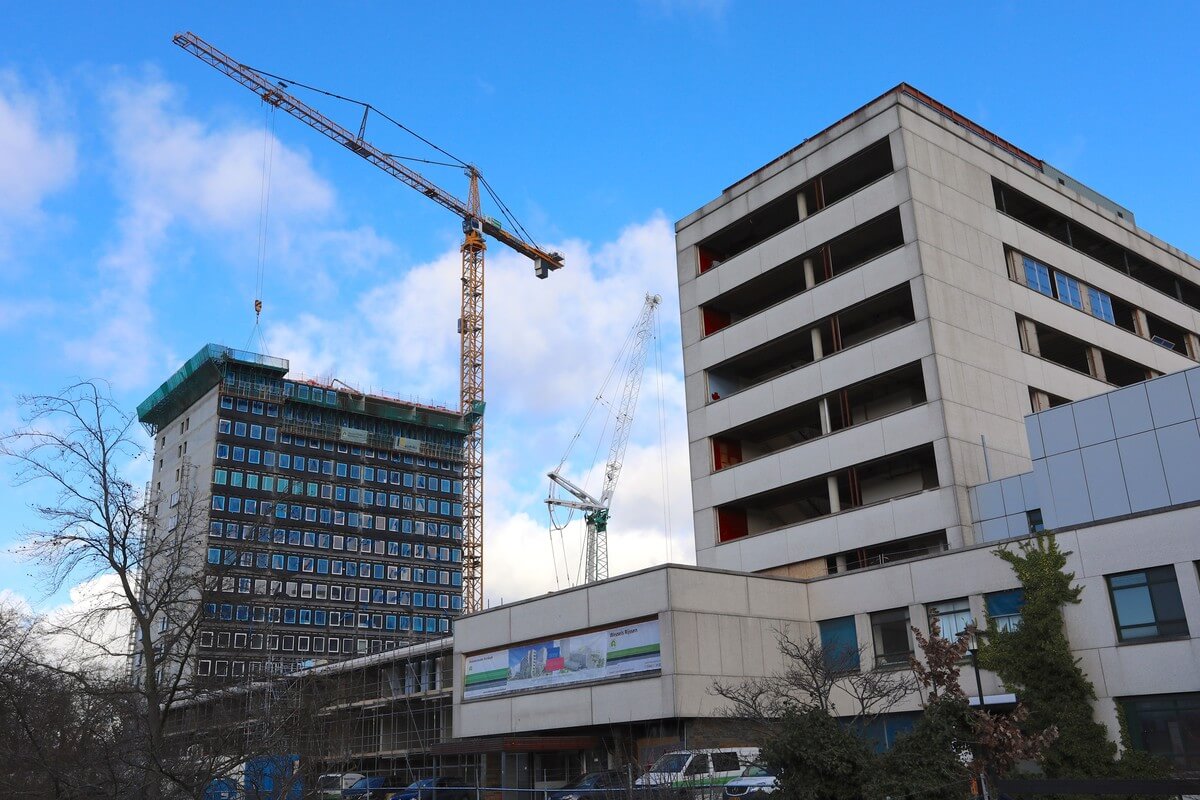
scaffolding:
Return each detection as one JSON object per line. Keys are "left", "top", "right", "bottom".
{"left": 166, "top": 638, "right": 475, "bottom": 783}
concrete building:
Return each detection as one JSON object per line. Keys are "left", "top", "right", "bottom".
{"left": 451, "top": 367, "right": 1200, "bottom": 776}
{"left": 136, "top": 344, "right": 471, "bottom": 682}
{"left": 447, "top": 85, "right": 1200, "bottom": 782}
{"left": 674, "top": 83, "right": 1200, "bottom": 578}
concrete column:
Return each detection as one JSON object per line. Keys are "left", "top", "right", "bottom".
{"left": 834, "top": 553, "right": 848, "bottom": 574}
{"left": 1088, "top": 346, "right": 1108, "bottom": 383}
{"left": 1186, "top": 332, "right": 1200, "bottom": 361}
{"left": 1018, "top": 318, "right": 1040, "bottom": 356}
{"left": 797, "top": 191, "right": 809, "bottom": 220}
{"left": 811, "top": 326, "right": 824, "bottom": 360}
{"left": 802, "top": 256, "right": 816, "bottom": 290}
{"left": 1132, "top": 308, "right": 1150, "bottom": 338}
{"left": 827, "top": 475, "right": 841, "bottom": 513}
{"left": 818, "top": 397, "right": 833, "bottom": 435}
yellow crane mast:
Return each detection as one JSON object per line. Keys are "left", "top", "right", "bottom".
{"left": 174, "top": 32, "right": 564, "bottom": 613}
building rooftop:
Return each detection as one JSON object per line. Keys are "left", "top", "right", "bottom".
{"left": 679, "top": 82, "right": 1135, "bottom": 231}
{"left": 136, "top": 343, "right": 478, "bottom": 434}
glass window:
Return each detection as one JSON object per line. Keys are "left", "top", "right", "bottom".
{"left": 216, "top": 443, "right": 229, "bottom": 459}
{"left": 1023, "top": 257, "right": 1053, "bottom": 296}
{"left": 985, "top": 589, "right": 1024, "bottom": 632}
{"left": 1121, "top": 693, "right": 1200, "bottom": 771}
{"left": 871, "top": 608, "right": 913, "bottom": 668}
{"left": 927, "top": 598, "right": 973, "bottom": 643}
{"left": 1107, "top": 566, "right": 1189, "bottom": 642}
{"left": 1054, "top": 271, "right": 1084, "bottom": 310}
{"left": 1088, "top": 286, "right": 1116, "bottom": 324}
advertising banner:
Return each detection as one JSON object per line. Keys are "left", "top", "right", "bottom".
{"left": 463, "top": 619, "right": 661, "bottom": 700}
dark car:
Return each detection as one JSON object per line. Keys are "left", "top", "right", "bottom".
{"left": 386, "top": 776, "right": 474, "bottom": 800}
{"left": 344, "top": 775, "right": 410, "bottom": 800}
{"left": 547, "top": 771, "right": 625, "bottom": 800}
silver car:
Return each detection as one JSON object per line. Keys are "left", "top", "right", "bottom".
{"left": 722, "top": 764, "right": 777, "bottom": 799}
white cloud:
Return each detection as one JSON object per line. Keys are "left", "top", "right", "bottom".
{"left": 63, "top": 72, "right": 357, "bottom": 389}
{"left": 265, "top": 212, "right": 696, "bottom": 605}
{"left": 1, "top": 574, "right": 130, "bottom": 673}
{"left": 0, "top": 72, "right": 76, "bottom": 222}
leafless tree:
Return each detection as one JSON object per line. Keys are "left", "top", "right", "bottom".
{"left": 710, "top": 626, "right": 917, "bottom": 741}
{"left": 1, "top": 381, "right": 317, "bottom": 799}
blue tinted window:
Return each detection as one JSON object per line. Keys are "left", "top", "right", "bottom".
{"left": 819, "top": 616, "right": 860, "bottom": 672}
{"left": 1023, "top": 257, "right": 1053, "bottom": 297}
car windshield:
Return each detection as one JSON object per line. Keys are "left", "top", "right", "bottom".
{"left": 741, "top": 765, "right": 774, "bottom": 778}
{"left": 408, "top": 779, "right": 436, "bottom": 788}
{"left": 649, "top": 754, "right": 690, "bottom": 773}
{"left": 316, "top": 776, "right": 341, "bottom": 790}
{"left": 349, "top": 778, "right": 371, "bottom": 789}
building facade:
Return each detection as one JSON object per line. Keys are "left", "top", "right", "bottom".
{"left": 137, "top": 344, "right": 471, "bottom": 682}
{"left": 452, "top": 368, "right": 1200, "bottom": 774}
{"left": 448, "top": 85, "right": 1200, "bottom": 778}
{"left": 674, "top": 83, "right": 1200, "bottom": 578}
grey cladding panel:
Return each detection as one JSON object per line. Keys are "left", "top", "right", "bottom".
{"left": 1187, "top": 369, "right": 1200, "bottom": 420}
{"left": 1000, "top": 476, "right": 1026, "bottom": 516}
{"left": 1116, "top": 432, "right": 1171, "bottom": 513}
{"left": 1038, "top": 406, "right": 1079, "bottom": 456}
{"left": 1045, "top": 450, "right": 1094, "bottom": 528}
{"left": 1071, "top": 395, "right": 1116, "bottom": 448}
{"left": 1109, "top": 385, "right": 1154, "bottom": 438}
{"left": 1005, "top": 513, "right": 1029, "bottom": 540}
{"left": 1146, "top": 373, "right": 1196, "bottom": 429}
{"left": 1079, "top": 441, "right": 1131, "bottom": 522}
{"left": 980, "top": 517, "right": 1010, "bottom": 543}
{"left": 1156, "top": 421, "right": 1200, "bottom": 506}
{"left": 1025, "top": 414, "right": 1045, "bottom": 460}
{"left": 975, "top": 482, "right": 1006, "bottom": 521}
{"left": 1031, "top": 459, "right": 1057, "bottom": 528}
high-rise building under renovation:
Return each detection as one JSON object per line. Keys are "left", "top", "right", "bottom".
{"left": 136, "top": 344, "right": 471, "bottom": 681}
{"left": 675, "top": 83, "right": 1200, "bottom": 577}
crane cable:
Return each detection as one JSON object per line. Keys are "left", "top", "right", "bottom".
{"left": 248, "top": 101, "right": 277, "bottom": 353}
{"left": 244, "top": 62, "right": 547, "bottom": 253}
{"left": 546, "top": 299, "right": 654, "bottom": 587}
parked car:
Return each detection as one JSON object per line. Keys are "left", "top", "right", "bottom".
{"left": 547, "top": 770, "right": 625, "bottom": 800}
{"left": 344, "top": 775, "right": 411, "bottom": 800}
{"left": 385, "top": 776, "right": 474, "bottom": 800}
{"left": 317, "top": 773, "right": 367, "bottom": 799}
{"left": 635, "top": 748, "right": 759, "bottom": 795}
{"left": 722, "top": 764, "right": 777, "bottom": 799}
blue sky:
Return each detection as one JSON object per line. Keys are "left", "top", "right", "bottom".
{"left": 2, "top": 1, "right": 1198, "bottom": 615}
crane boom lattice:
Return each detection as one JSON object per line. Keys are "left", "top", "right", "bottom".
{"left": 174, "top": 32, "right": 564, "bottom": 613}
{"left": 547, "top": 293, "right": 661, "bottom": 585}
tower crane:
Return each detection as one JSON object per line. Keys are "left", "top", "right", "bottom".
{"left": 174, "top": 33, "right": 564, "bottom": 613}
{"left": 546, "top": 293, "right": 661, "bottom": 585}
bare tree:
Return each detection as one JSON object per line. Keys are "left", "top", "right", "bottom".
{"left": 711, "top": 626, "right": 916, "bottom": 741}
{"left": 0, "top": 382, "right": 279, "bottom": 798}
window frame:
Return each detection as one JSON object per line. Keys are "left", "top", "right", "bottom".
{"left": 1106, "top": 565, "right": 1189, "bottom": 643}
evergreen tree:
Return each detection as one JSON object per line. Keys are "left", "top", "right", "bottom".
{"left": 760, "top": 706, "right": 875, "bottom": 800}
{"left": 978, "top": 535, "right": 1164, "bottom": 780}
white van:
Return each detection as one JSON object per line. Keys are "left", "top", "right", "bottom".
{"left": 635, "top": 748, "right": 759, "bottom": 795}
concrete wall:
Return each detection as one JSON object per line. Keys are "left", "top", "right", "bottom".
{"left": 453, "top": 566, "right": 812, "bottom": 737}
{"left": 456, "top": 503, "right": 1200, "bottom": 748}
